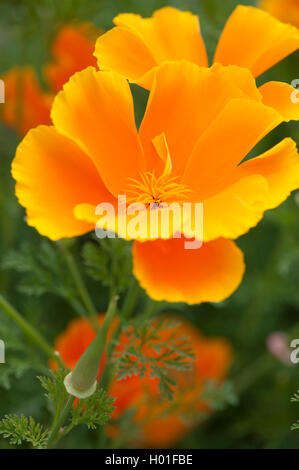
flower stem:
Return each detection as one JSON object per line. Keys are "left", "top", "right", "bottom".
{"left": 121, "top": 277, "right": 139, "bottom": 321}
{"left": 101, "top": 282, "right": 140, "bottom": 390}
{"left": 47, "top": 395, "right": 75, "bottom": 448}
{"left": 0, "top": 294, "right": 64, "bottom": 368}
{"left": 59, "top": 240, "right": 99, "bottom": 331}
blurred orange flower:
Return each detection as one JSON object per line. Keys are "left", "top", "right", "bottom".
{"left": 1, "top": 22, "right": 98, "bottom": 136}
{"left": 260, "top": 0, "right": 299, "bottom": 29}
{"left": 1, "top": 67, "right": 52, "bottom": 136}
{"left": 12, "top": 58, "right": 299, "bottom": 303}
{"left": 44, "top": 23, "right": 98, "bottom": 93}
{"left": 52, "top": 314, "right": 233, "bottom": 447}
{"left": 94, "top": 5, "right": 299, "bottom": 88}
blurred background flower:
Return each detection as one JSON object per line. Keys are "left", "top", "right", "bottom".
{"left": 266, "top": 332, "right": 291, "bottom": 365}
{"left": 0, "top": 22, "right": 98, "bottom": 136}
{"left": 260, "top": 0, "right": 299, "bottom": 28}
{"left": 52, "top": 314, "right": 233, "bottom": 447}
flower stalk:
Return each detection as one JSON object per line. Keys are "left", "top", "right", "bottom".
{"left": 0, "top": 294, "right": 64, "bottom": 368}
{"left": 47, "top": 395, "right": 75, "bottom": 448}
{"left": 59, "top": 240, "right": 99, "bottom": 332}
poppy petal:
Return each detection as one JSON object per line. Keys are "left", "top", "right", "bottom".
{"left": 259, "top": 81, "right": 299, "bottom": 122}
{"left": 182, "top": 98, "right": 281, "bottom": 198}
{"left": 12, "top": 126, "right": 112, "bottom": 240}
{"left": 139, "top": 62, "right": 267, "bottom": 176}
{"left": 260, "top": 0, "right": 299, "bottom": 29}
{"left": 202, "top": 138, "right": 299, "bottom": 241}
{"left": 211, "top": 63, "right": 262, "bottom": 101}
{"left": 51, "top": 66, "right": 144, "bottom": 197}
{"left": 94, "top": 26, "right": 156, "bottom": 85}
{"left": 237, "top": 138, "right": 299, "bottom": 210}
{"left": 94, "top": 7, "right": 208, "bottom": 87}
{"left": 203, "top": 175, "right": 268, "bottom": 242}
{"left": 214, "top": 5, "right": 299, "bottom": 77}
{"left": 132, "top": 237, "right": 245, "bottom": 304}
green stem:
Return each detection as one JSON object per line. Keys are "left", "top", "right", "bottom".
{"left": 141, "top": 298, "right": 161, "bottom": 319}
{"left": 47, "top": 396, "right": 75, "bottom": 448}
{"left": 59, "top": 240, "right": 99, "bottom": 331}
{"left": 121, "top": 278, "right": 139, "bottom": 321}
{"left": 53, "top": 422, "right": 75, "bottom": 446}
{"left": 101, "top": 281, "right": 142, "bottom": 390}
{"left": 0, "top": 294, "right": 64, "bottom": 368}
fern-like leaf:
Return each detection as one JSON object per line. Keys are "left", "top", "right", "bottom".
{"left": 113, "top": 317, "right": 195, "bottom": 400}
{"left": 0, "top": 414, "right": 49, "bottom": 448}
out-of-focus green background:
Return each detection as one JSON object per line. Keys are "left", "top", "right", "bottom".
{"left": 0, "top": 0, "right": 299, "bottom": 449}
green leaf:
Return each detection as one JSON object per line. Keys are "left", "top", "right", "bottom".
{"left": 82, "top": 238, "right": 132, "bottom": 293}
{"left": 0, "top": 320, "right": 41, "bottom": 390}
{"left": 38, "top": 369, "right": 114, "bottom": 434}
{"left": 291, "top": 421, "right": 299, "bottom": 431}
{"left": 0, "top": 414, "right": 49, "bottom": 448}
{"left": 38, "top": 368, "right": 69, "bottom": 405}
{"left": 82, "top": 241, "right": 110, "bottom": 282}
{"left": 0, "top": 358, "right": 31, "bottom": 390}
{"left": 71, "top": 387, "right": 115, "bottom": 429}
{"left": 1, "top": 240, "right": 77, "bottom": 299}
{"left": 113, "top": 317, "right": 196, "bottom": 400}
{"left": 201, "top": 380, "right": 238, "bottom": 411}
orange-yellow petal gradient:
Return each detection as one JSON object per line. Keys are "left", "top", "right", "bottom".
{"left": 259, "top": 81, "right": 299, "bottom": 122}
{"left": 51, "top": 67, "right": 144, "bottom": 196}
{"left": 132, "top": 238, "right": 245, "bottom": 304}
{"left": 237, "top": 138, "right": 299, "bottom": 210}
{"left": 1, "top": 67, "right": 51, "bottom": 136}
{"left": 94, "top": 7, "right": 208, "bottom": 86}
{"left": 11, "top": 126, "right": 114, "bottom": 240}
{"left": 139, "top": 62, "right": 267, "bottom": 177}
{"left": 182, "top": 98, "right": 281, "bottom": 198}
{"left": 95, "top": 25, "right": 156, "bottom": 86}
{"left": 214, "top": 5, "right": 299, "bottom": 78}
{"left": 260, "top": 0, "right": 299, "bottom": 29}
{"left": 203, "top": 175, "right": 268, "bottom": 242}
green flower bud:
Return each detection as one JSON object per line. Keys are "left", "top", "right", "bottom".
{"left": 64, "top": 296, "right": 118, "bottom": 399}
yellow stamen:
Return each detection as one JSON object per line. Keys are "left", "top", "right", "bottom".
{"left": 127, "top": 171, "right": 191, "bottom": 206}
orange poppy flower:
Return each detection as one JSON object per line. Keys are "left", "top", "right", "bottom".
{"left": 260, "top": 0, "right": 299, "bottom": 29}
{"left": 44, "top": 22, "right": 99, "bottom": 93}
{"left": 11, "top": 59, "right": 299, "bottom": 304}
{"left": 52, "top": 315, "right": 233, "bottom": 448}
{"left": 1, "top": 23, "right": 98, "bottom": 136}
{"left": 94, "top": 5, "right": 299, "bottom": 88}
{"left": 1, "top": 67, "right": 52, "bottom": 136}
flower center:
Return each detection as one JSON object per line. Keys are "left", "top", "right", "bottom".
{"left": 127, "top": 171, "right": 191, "bottom": 207}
